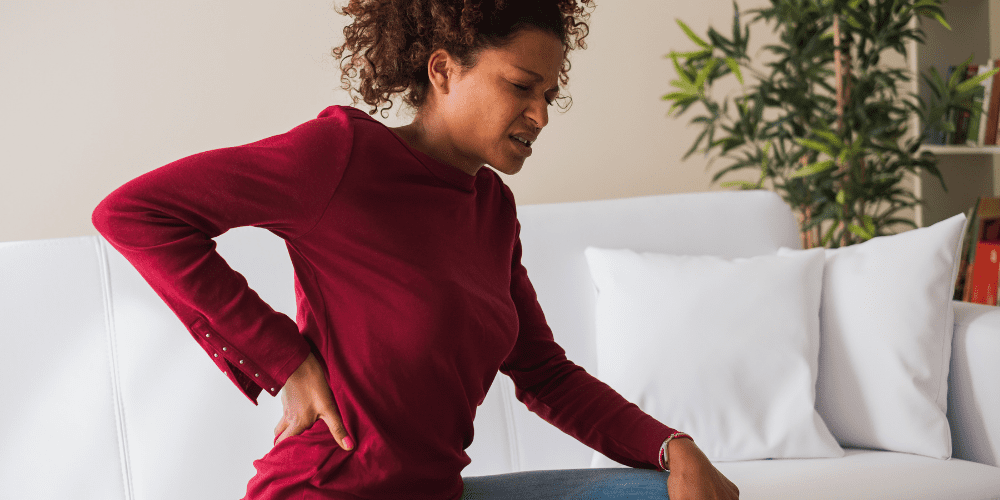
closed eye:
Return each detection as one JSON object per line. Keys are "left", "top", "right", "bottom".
{"left": 512, "top": 82, "right": 558, "bottom": 106}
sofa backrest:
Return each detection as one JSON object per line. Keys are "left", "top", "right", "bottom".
{"left": 102, "top": 225, "right": 294, "bottom": 500}
{"left": 0, "top": 190, "right": 800, "bottom": 500}
{"left": 0, "top": 237, "right": 129, "bottom": 500}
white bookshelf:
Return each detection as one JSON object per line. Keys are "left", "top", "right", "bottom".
{"left": 909, "top": 0, "right": 1000, "bottom": 227}
{"left": 920, "top": 145, "right": 1000, "bottom": 155}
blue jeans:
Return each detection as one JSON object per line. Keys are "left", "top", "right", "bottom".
{"left": 460, "top": 468, "right": 670, "bottom": 499}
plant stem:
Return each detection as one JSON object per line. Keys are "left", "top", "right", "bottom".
{"left": 834, "top": 15, "right": 853, "bottom": 247}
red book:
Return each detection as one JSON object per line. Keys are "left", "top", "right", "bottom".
{"left": 969, "top": 242, "right": 1000, "bottom": 305}
{"left": 986, "top": 59, "right": 1000, "bottom": 145}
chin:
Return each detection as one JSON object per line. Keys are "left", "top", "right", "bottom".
{"left": 490, "top": 160, "right": 525, "bottom": 176}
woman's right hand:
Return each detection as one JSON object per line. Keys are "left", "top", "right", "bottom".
{"left": 273, "top": 352, "right": 354, "bottom": 450}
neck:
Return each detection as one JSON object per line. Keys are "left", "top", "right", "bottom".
{"left": 393, "top": 111, "right": 481, "bottom": 177}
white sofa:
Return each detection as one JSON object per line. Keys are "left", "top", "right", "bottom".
{"left": 2, "top": 190, "right": 1000, "bottom": 499}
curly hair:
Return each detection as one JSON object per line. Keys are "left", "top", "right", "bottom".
{"left": 331, "top": 0, "right": 596, "bottom": 116}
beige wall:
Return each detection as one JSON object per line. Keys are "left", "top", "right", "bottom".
{"left": 0, "top": 0, "right": 772, "bottom": 242}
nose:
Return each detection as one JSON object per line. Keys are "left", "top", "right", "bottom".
{"left": 525, "top": 97, "right": 549, "bottom": 131}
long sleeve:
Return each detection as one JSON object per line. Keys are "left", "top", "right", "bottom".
{"left": 498, "top": 211, "right": 677, "bottom": 470}
{"left": 92, "top": 107, "right": 353, "bottom": 404}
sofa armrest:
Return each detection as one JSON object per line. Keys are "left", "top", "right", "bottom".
{"left": 949, "top": 301, "right": 1000, "bottom": 467}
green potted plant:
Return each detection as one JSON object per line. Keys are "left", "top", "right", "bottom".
{"left": 664, "top": 0, "right": 997, "bottom": 248}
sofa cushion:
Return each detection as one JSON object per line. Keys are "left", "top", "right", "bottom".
{"left": 0, "top": 236, "right": 127, "bottom": 500}
{"left": 714, "top": 448, "right": 1000, "bottom": 500}
{"left": 950, "top": 301, "right": 1000, "bottom": 468}
{"left": 781, "top": 213, "right": 966, "bottom": 459}
{"left": 583, "top": 247, "right": 842, "bottom": 462}
{"left": 506, "top": 190, "right": 803, "bottom": 471}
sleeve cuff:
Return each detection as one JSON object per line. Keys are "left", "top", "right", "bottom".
{"left": 188, "top": 316, "right": 311, "bottom": 404}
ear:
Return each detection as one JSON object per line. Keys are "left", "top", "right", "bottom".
{"left": 426, "top": 48, "right": 457, "bottom": 96}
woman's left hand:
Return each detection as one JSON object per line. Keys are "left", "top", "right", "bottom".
{"left": 665, "top": 438, "right": 739, "bottom": 500}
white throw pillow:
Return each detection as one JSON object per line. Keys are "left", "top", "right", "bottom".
{"left": 780, "top": 213, "right": 967, "bottom": 459}
{"left": 584, "top": 247, "right": 843, "bottom": 463}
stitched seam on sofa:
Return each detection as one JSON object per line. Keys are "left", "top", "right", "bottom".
{"left": 938, "top": 302, "right": 955, "bottom": 416}
{"left": 95, "top": 236, "right": 136, "bottom": 500}
{"left": 938, "top": 221, "right": 968, "bottom": 435}
{"left": 0, "top": 235, "right": 95, "bottom": 250}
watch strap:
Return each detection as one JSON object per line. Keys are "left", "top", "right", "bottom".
{"left": 658, "top": 431, "right": 693, "bottom": 471}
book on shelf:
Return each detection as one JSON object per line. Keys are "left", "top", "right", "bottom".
{"left": 985, "top": 59, "right": 1000, "bottom": 145}
{"left": 955, "top": 196, "right": 981, "bottom": 300}
{"left": 972, "top": 62, "right": 993, "bottom": 146}
{"left": 958, "top": 197, "right": 1000, "bottom": 304}
{"left": 953, "top": 64, "right": 978, "bottom": 146}
{"left": 931, "top": 60, "right": 1000, "bottom": 147}
{"left": 969, "top": 242, "right": 1000, "bottom": 305}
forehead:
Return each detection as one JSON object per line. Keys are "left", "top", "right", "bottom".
{"left": 478, "top": 29, "right": 563, "bottom": 81}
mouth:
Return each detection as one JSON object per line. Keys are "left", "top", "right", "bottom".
{"left": 510, "top": 134, "right": 534, "bottom": 148}
{"left": 509, "top": 134, "right": 535, "bottom": 157}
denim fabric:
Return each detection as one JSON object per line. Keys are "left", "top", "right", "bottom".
{"left": 460, "top": 468, "right": 670, "bottom": 499}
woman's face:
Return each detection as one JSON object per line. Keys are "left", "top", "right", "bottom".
{"left": 438, "top": 28, "right": 564, "bottom": 175}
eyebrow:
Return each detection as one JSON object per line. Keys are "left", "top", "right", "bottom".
{"left": 513, "top": 65, "right": 560, "bottom": 93}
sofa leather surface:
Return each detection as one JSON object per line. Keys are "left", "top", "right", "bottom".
{"left": 0, "top": 237, "right": 128, "bottom": 500}
{"left": 104, "top": 228, "right": 289, "bottom": 500}
{"left": 950, "top": 301, "right": 1000, "bottom": 468}
{"left": 715, "top": 448, "right": 1000, "bottom": 500}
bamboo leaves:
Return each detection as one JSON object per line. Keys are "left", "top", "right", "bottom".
{"left": 956, "top": 68, "right": 999, "bottom": 94}
{"left": 725, "top": 57, "right": 745, "bottom": 85}
{"left": 918, "top": 55, "right": 1000, "bottom": 144}
{"left": 663, "top": 0, "right": 961, "bottom": 247}
{"left": 677, "top": 19, "right": 711, "bottom": 49}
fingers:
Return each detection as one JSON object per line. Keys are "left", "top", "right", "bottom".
{"left": 274, "top": 414, "right": 317, "bottom": 446}
{"left": 320, "top": 412, "right": 354, "bottom": 451}
{"left": 719, "top": 469, "right": 739, "bottom": 498}
{"left": 273, "top": 414, "right": 354, "bottom": 450}
{"left": 274, "top": 414, "right": 315, "bottom": 444}
{"left": 273, "top": 408, "right": 354, "bottom": 450}
{"left": 276, "top": 353, "right": 354, "bottom": 450}
{"left": 274, "top": 416, "right": 288, "bottom": 437}
{"left": 273, "top": 417, "right": 288, "bottom": 444}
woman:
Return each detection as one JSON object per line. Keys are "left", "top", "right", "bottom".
{"left": 92, "top": 1, "right": 739, "bottom": 499}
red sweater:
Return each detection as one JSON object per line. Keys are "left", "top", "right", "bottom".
{"left": 92, "top": 105, "right": 676, "bottom": 499}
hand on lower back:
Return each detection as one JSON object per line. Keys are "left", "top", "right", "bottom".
{"left": 273, "top": 352, "right": 353, "bottom": 450}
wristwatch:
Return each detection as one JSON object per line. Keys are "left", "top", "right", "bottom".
{"left": 658, "top": 431, "right": 693, "bottom": 471}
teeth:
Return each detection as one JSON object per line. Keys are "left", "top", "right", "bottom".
{"left": 512, "top": 135, "right": 533, "bottom": 147}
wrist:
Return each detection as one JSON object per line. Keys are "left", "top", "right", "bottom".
{"left": 288, "top": 353, "right": 319, "bottom": 382}
{"left": 658, "top": 431, "right": 694, "bottom": 471}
